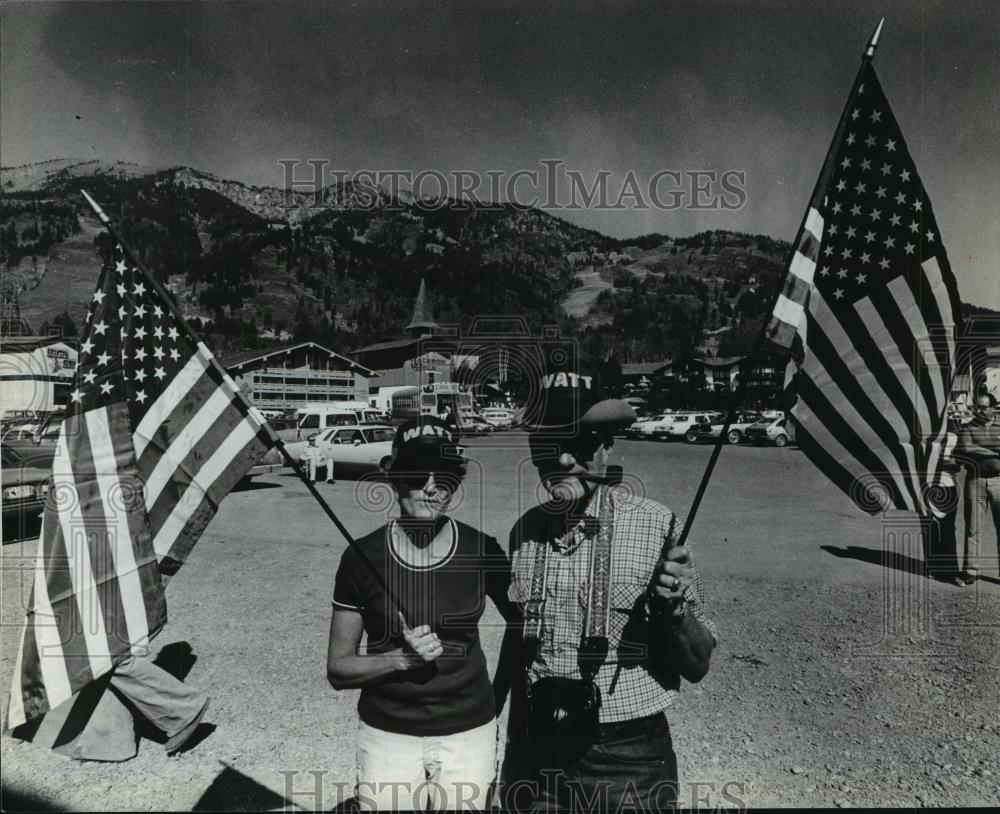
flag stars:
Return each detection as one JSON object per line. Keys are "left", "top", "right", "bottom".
{"left": 134, "top": 390, "right": 148, "bottom": 404}
{"left": 134, "top": 368, "right": 147, "bottom": 383}
{"left": 846, "top": 226, "right": 857, "bottom": 239}
{"left": 860, "top": 252, "right": 871, "bottom": 264}
{"left": 100, "top": 382, "right": 113, "bottom": 396}
{"left": 818, "top": 266, "right": 830, "bottom": 277}
{"left": 846, "top": 133, "right": 856, "bottom": 145}
{"left": 870, "top": 110, "right": 882, "bottom": 123}
{"left": 909, "top": 220, "right": 920, "bottom": 233}
{"left": 836, "top": 179, "right": 847, "bottom": 192}
{"left": 837, "top": 268, "right": 849, "bottom": 279}
{"left": 889, "top": 214, "right": 902, "bottom": 227}
{"left": 884, "top": 236, "right": 896, "bottom": 249}
{"left": 831, "top": 202, "right": 842, "bottom": 215}
{"left": 856, "top": 272, "right": 867, "bottom": 284}
{"left": 96, "top": 351, "right": 111, "bottom": 366}
{"left": 153, "top": 325, "right": 164, "bottom": 340}
{"left": 870, "top": 208, "right": 882, "bottom": 221}
{"left": 841, "top": 156, "right": 852, "bottom": 170}
{"left": 132, "top": 282, "right": 146, "bottom": 296}
{"left": 134, "top": 304, "right": 146, "bottom": 318}
{"left": 860, "top": 158, "right": 871, "bottom": 171}
{"left": 854, "top": 181, "right": 867, "bottom": 195}
{"left": 926, "top": 230, "right": 935, "bottom": 242}
{"left": 851, "top": 108, "right": 861, "bottom": 120}
{"left": 118, "top": 305, "right": 128, "bottom": 320}
{"left": 83, "top": 371, "right": 96, "bottom": 385}
{"left": 152, "top": 305, "right": 163, "bottom": 318}
{"left": 823, "top": 244, "right": 835, "bottom": 257}
{"left": 93, "top": 291, "right": 105, "bottom": 304}
{"left": 913, "top": 199, "right": 923, "bottom": 212}
{"left": 903, "top": 242, "right": 916, "bottom": 255}
{"left": 70, "top": 388, "right": 83, "bottom": 403}
{"left": 879, "top": 257, "right": 891, "bottom": 270}
{"left": 134, "top": 347, "right": 147, "bottom": 362}
{"left": 850, "top": 204, "right": 862, "bottom": 217}
{"left": 153, "top": 346, "right": 165, "bottom": 360}
{"left": 115, "top": 259, "right": 127, "bottom": 274}
{"left": 81, "top": 338, "right": 94, "bottom": 355}
{"left": 833, "top": 288, "right": 845, "bottom": 300}
{"left": 865, "top": 134, "right": 878, "bottom": 149}
{"left": 154, "top": 367, "right": 167, "bottom": 380}
{"left": 841, "top": 247, "right": 853, "bottom": 260}
{"left": 885, "top": 138, "right": 896, "bottom": 152}
{"left": 864, "top": 230, "right": 876, "bottom": 243}
{"left": 93, "top": 320, "right": 108, "bottom": 335}
{"left": 895, "top": 192, "right": 906, "bottom": 206}
{"left": 829, "top": 223, "right": 839, "bottom": 235}
{"left": 900, "top": 169, "right": 911, "bottom": 182}
{"left": 167, "top": 327, "right": 179, "bottom": 342}
{"left": 169, "top": 347, "right": 180, "bottom": 362}
{"left": 117, "top": 283, "right": 127, "bottom": 296}
{"left": 881, "top": 163, "right": 893, "bottom": 176}
{"left": 874, "top": 186, "right": 887, "bottom": 199}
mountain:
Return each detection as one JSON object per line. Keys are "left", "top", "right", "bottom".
{"left": 2, "top": 159, "right": 790, "bottom": 360}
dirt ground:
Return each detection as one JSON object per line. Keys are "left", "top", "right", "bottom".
{"left": 2, "top": 435, "right": 998, "bottom": 811}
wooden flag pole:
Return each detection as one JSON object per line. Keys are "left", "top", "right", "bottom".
{"left": 674, "top": 19, "right": 886, "bottom": 548}
{"left": 79, "top": 190, "right": 407, "bottom": 618}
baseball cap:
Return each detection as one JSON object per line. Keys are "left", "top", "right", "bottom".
{"left": 386, "top": 416, "right": 466, "bottom": 477}
{"left": 518, "top": 364, "right": 636, "bottom": 434}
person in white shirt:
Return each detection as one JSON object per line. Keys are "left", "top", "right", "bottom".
{"left": 299, "top": 434, "right": 333, "bottom": 483}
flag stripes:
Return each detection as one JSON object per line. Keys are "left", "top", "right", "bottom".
{"left": 770, "top": 61, "right": 961, "bottom": 517}
{"left": 7, "top": 236, "right": 275, "bottom": 730}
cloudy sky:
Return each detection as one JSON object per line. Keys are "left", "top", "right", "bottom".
{"left": 2, "top": 0, "right": 997, "bottom": 307}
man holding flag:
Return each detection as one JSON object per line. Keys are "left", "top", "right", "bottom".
{"left": 7, "top": 218, "right": 278, "bottom": 759}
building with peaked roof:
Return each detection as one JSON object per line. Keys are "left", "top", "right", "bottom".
{"left": 220, "top": 341, "right": 378, "bottom": 412}
{"left": 350, "top": 279, "right": 473, "bottom": 392}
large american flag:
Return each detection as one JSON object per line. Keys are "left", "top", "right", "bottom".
{"left": 768, "top": 61, "right": 962, "bottom": 516}
{"left": 7, "top": 238, "right": 276, "bottom": 728}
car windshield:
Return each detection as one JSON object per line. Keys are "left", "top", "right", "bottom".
{"left": 363, "top": 428, "right": 395, "bottom": 443}
{"left": 2, "top": 446, "right": 26, "bottom": 468}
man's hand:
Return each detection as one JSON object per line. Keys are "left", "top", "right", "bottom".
{"left": 650, "top": 546, "right": 693, "bottom": 608}
{"left": 397, "top": 612, "right": 443, "bottom": 669}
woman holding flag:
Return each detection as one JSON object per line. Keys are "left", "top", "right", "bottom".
{"left": 326, "top": 416, "right": 517, "bottom": 811}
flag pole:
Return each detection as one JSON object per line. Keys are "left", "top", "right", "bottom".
{"left": 79, "top": 190, "right": 406, "bottom": 618}
{"left": 673, "top": 19, "right": 886, "bottom": 548}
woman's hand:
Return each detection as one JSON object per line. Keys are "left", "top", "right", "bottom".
{"left": 397, "top": 612, "right": 443, "bottom": 669}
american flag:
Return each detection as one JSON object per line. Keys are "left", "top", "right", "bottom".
{"left": 768, "top": 61, "right": 962, "bottom": 516}
{"left": 7, "top": 237, "right": 276, "bottom": 728}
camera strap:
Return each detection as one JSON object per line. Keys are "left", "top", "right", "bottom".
{"left": 521, "top": 486, "right": 615, "bottom": 684}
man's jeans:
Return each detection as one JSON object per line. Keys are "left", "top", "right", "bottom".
{"left": 962, "top": 474, "right": 1000, "bottom": 573}
{"left": 502, "top": 713, "right": 678, "bottom": 813}
{"left": 355, "top": 718, "right": 498, "bottom": 811}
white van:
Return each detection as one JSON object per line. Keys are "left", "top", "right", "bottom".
{"left": 293, "top": 406, "right": 383, "bottom": 439}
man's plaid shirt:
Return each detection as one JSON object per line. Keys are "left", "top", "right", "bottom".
{"left": 509, "top": 485, "right": 717, "bottom": 723}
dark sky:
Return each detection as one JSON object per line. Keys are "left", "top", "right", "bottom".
{"left": 2, "top": 0, "right": 997, "bottom": 306}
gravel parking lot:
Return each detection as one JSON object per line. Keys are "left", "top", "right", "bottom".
{"left": 2, "top": 434, "right": 998, "bottom": 810}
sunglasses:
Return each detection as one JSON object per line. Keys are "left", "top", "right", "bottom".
{"left": 395, "top": 470, "right": 462, "bottom": 492}
{"left": 528, "top": 431, "right": 610, "bottom": 467}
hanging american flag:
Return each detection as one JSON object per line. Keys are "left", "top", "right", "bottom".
{"left": 7, "top": 235, "right": 277, "bottom": 729}
{"left": 767, "top": 59, "right": 962, "bottom": 515}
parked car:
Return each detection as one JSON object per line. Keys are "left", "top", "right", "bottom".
{"left": 626, "top": 413, "right": 672, "bottom": 439}
{"left": 464, "top": 415, "right": 495, "bottom": 434}
{"left": 652, "top": 412, "right": 721, "bottom": 441}
{"left": 1, "top": 418, "right": 62, "bottom": 470}
{"left": 2, "top": 446, "right": 50, "bottom": 542}
{"left": 685, "top": 412, "right": 762, "bottom": 444}
{"left": 480, "top": 407, "right": 515, "bottom": 428}
{"left": 283, "top": 425, "right": 397, "bottom": 477}
{"left": 744, "top": 416, "right": 794, "bottom": 447}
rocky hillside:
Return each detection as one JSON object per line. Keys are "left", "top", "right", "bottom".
{"left": 1, "top": 159, "right": 790, "bottom": 360}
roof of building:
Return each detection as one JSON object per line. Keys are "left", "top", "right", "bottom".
{"left": 405, "top": 279, "right": 439, "bottom": 332}
{"left": 621, "top": 360, "right": 672, "bottom": 376}
{"left": 220, "top": 341, "right": 378, "bottom": 376}
{"left": 0, "top": 335, "right": 79, "bottom": 352}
